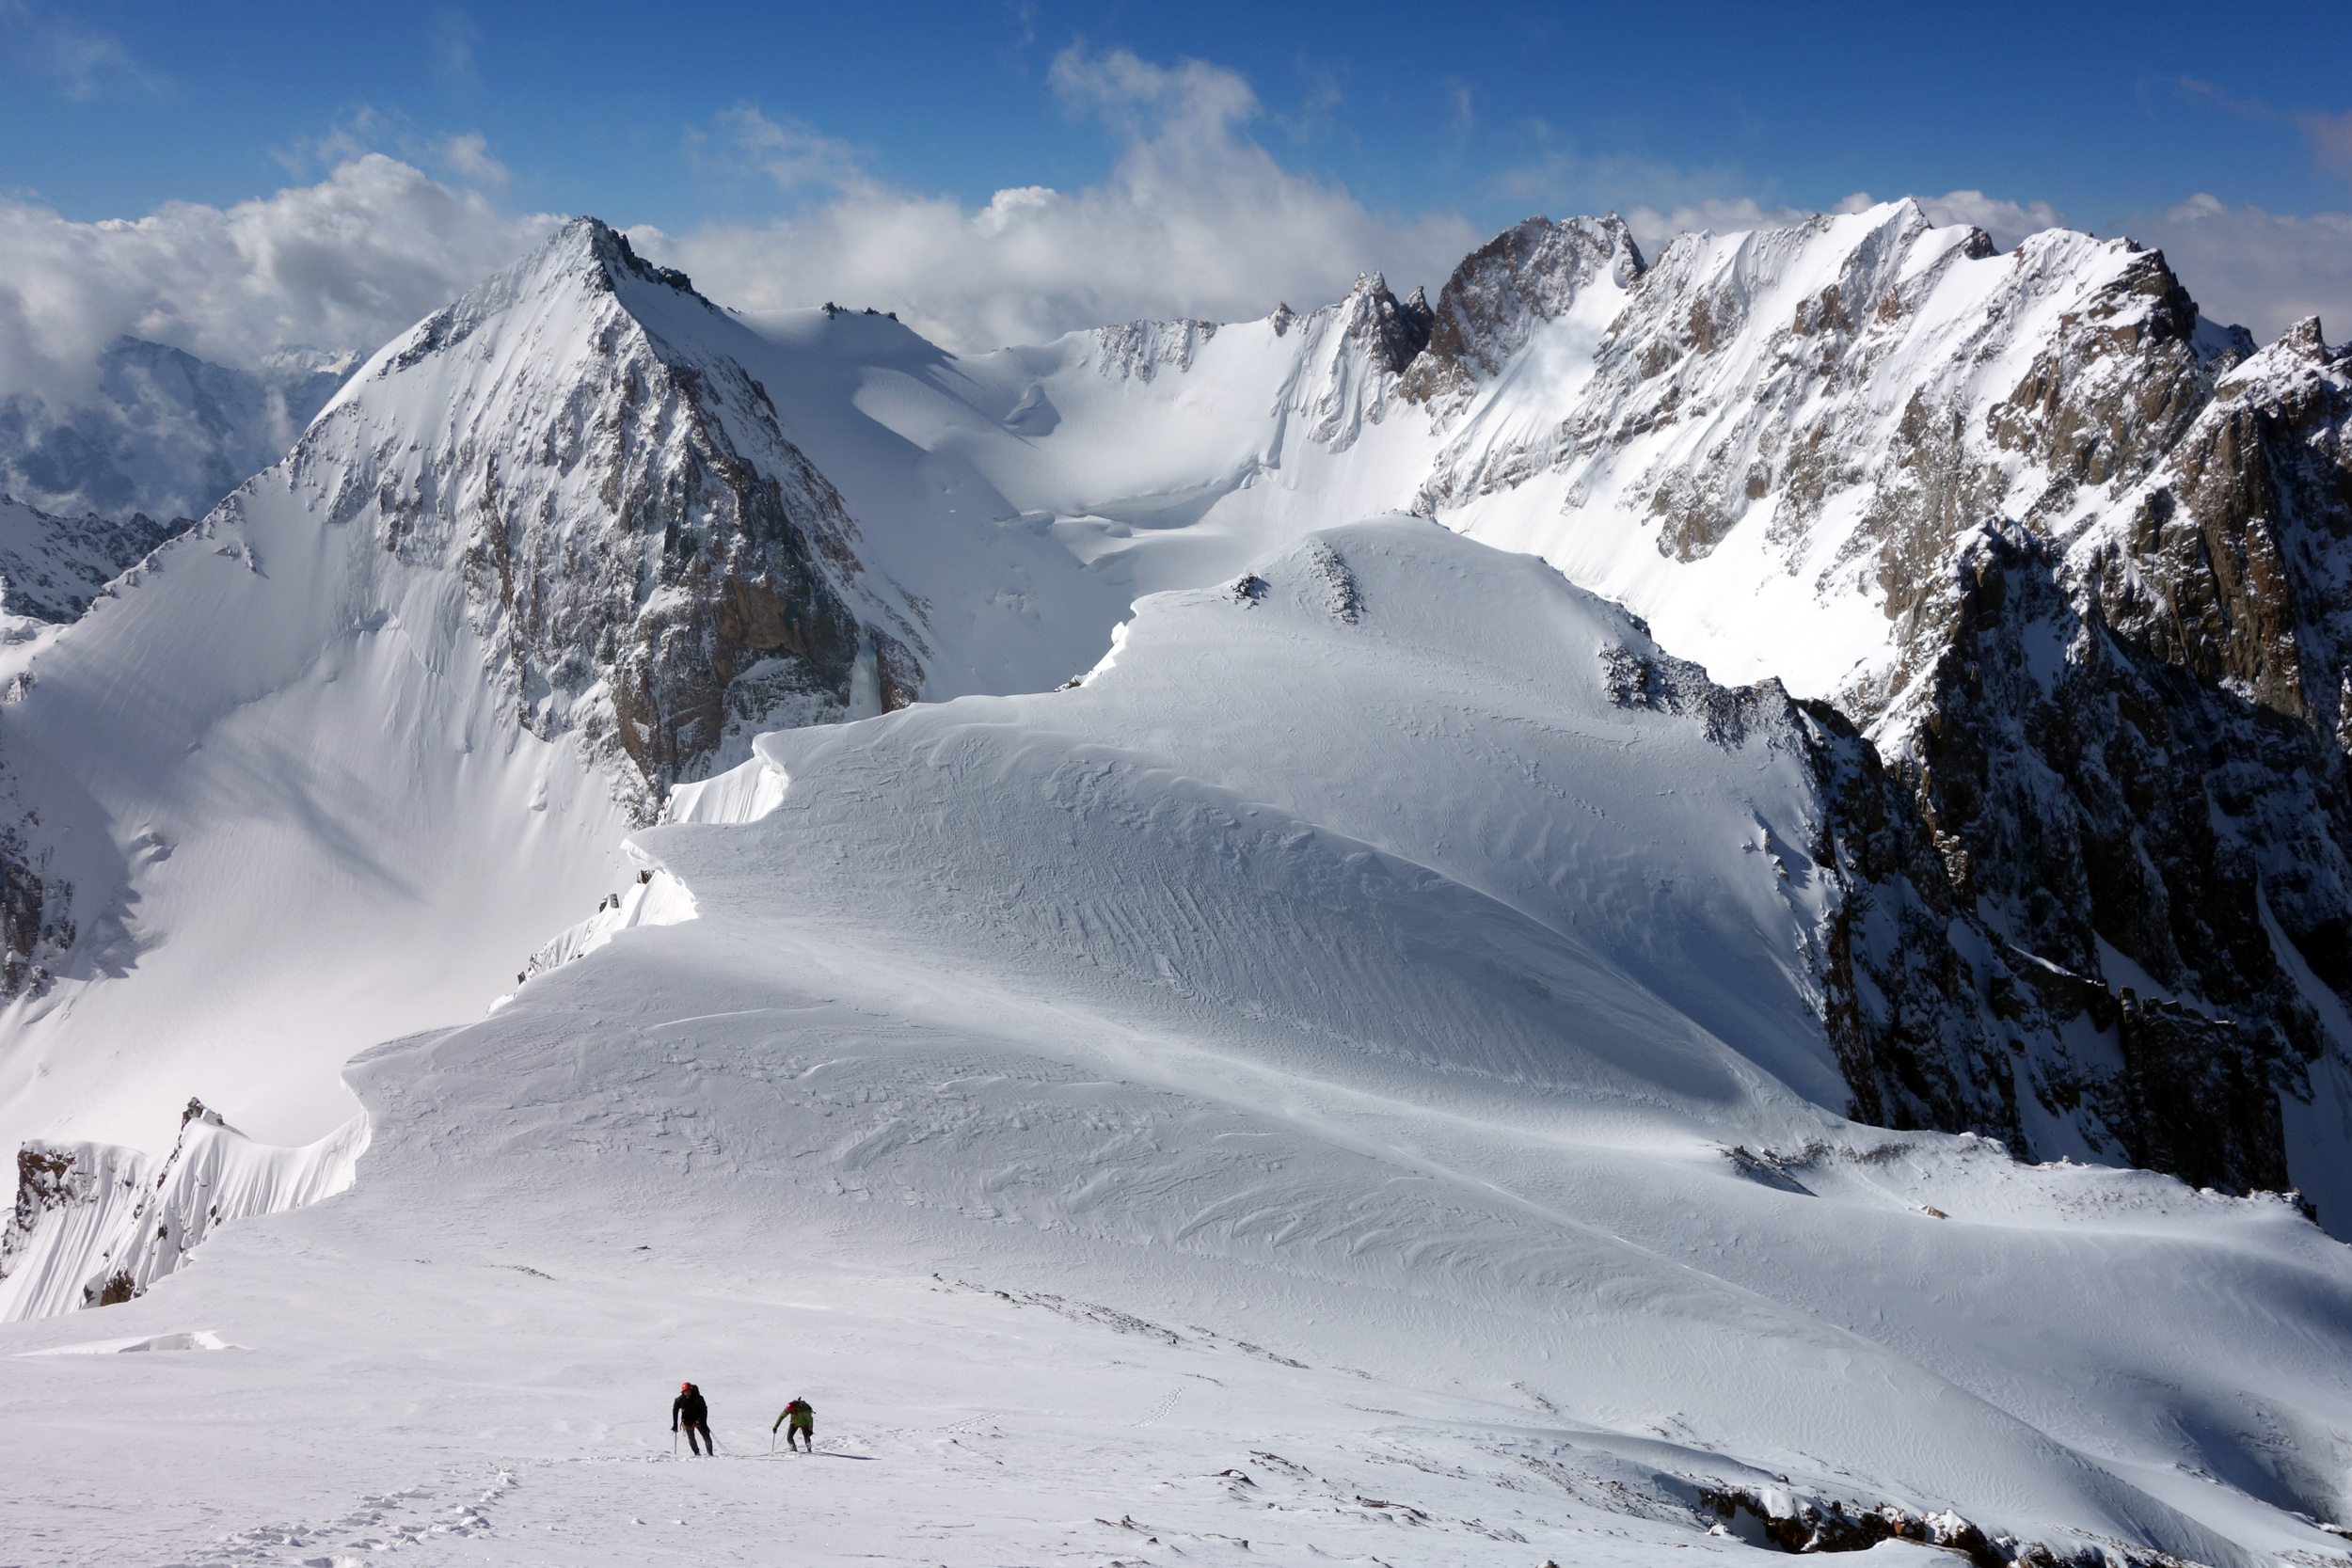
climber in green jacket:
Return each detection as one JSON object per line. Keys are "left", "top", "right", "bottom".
{"left": 774, "top": 1397, "right": 815, "bottom": 1451}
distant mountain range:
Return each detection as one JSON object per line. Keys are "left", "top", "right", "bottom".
{"left": 0, "top": 336, "right": 358, "bottom": 525}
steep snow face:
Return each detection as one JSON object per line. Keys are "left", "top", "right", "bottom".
{"left": 0, "top": 239, "right": 723, "bottom": 1151}
{"left": 0, "top": 338, "right": 357, "bottom": 524}
{"left": 6, "top": 520, "right": 2347, "bottom": 1566}
{"left": 0, "top": 1099, "right": 361, "bottom": 1322}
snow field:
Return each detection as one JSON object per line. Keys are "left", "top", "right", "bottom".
{"left": 10, "top": 519, "right": 2346, "bottom": 1563}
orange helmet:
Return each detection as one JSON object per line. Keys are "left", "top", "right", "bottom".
{"left": 680, "top": 1382, "right": 691, "bottom": 1390}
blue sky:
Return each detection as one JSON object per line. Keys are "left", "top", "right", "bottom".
{"left": 8, "top": 0, "right": 2345, "bottom": 233}
{"left": 1, "top": 0, "right": 2347, "bottom": 380}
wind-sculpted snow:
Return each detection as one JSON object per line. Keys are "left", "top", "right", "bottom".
{"left": 0, "top": 1099, "right": 361, "bottom": 1322}
{"left": 729, "top": 520, "right": 1846, "bottom": 1117}
{"left": 8, "top": 520, "right": 2348, "bottom": 1565}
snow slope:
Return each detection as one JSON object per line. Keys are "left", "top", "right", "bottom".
{"left": 0, "top": 415, "right": 643, "bottom": 1152}
{"left": 3, "top": 520, "right": 2347, "bottom": 1566}
{"left": 728, "top": 269, "right": 1465, "bottom": 620}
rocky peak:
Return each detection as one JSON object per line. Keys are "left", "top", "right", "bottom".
{"left": 1376, "top": 201, "right": 2352, "bottom": 1208}
{"left": 295, "top": 216, "right": 925, "bottom": 822}
{"left": 1334, "top": 270, "right": 1436, "bottom": 375}
{"left": 1397, "top": 214, "right": 1645, "bottom": 417}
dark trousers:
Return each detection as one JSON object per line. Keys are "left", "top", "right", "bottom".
{"left": 682, "top": 1421, "right": 711, "bottom": 1455}
{"left": 787, "top": 1422, "right": 812, "bottom": 1450}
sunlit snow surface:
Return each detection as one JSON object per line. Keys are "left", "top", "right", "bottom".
{"left": 5, "top": 522, "right": 2348, "bottom": 1566}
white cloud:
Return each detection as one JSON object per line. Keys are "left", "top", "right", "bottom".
{"left": 2301, "top": 110, "right": 2352, "bottom": 184}
{"left": 699, "top": 105, "right": 873, "bottom": 196}
{"left": 0, "top": 0, "right": 166, "bottom": 101}
{"left": 639, "top": 48, "right": 1480, "bottom": 354}
{"left": 429, "top": 8, "right": 482, "bottom": 89}
{"left": 1621, "top": 196, "right": 1820, "bottom": 257}
{"left": 434, "top": 131, "right": 511, "bottom": 190}
{"left": 2123, "top": 195, "right": 2352, "bottom": 342}
{"left": 0, "top": 155, "right": 557, "bottom": 401}
{"left": 271, "top": 106, "right": 511, "bottom": 193}
{"left": 1908, "top": 190, "right": 2066, "bottom": 251}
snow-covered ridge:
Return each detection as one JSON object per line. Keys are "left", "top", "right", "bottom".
{"left": 516, "top": 867, "right": 697, "bottom": 990}
{"left": 0, "top": 1099, "right": 362, "bottom": 1323}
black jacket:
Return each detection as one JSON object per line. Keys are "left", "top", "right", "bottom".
{"left": 673, "top": 1389, "right": 708, "bottom": 1428}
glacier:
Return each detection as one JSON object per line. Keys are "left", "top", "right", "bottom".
{"left": 0, "top": 204, "right": 2347, "bottom": 1567}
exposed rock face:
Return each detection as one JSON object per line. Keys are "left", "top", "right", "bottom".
{"left": 1844, "top": 320, "right": 2352, "bottom": 1203}
{"left": 1399, "top": 214, "right": 1644, "bottom": 420}
{"left": 1341, "top": 272, "right": 1434, "bottom": 374}
{"left": 1399, "top": 198, "right": 2352, "bottom": 1210}
{"left": 0, "top": 796, "right": 70, "bottom": 1000}
{"left": 286, "top": 218, "right": 926, "bottom": 820}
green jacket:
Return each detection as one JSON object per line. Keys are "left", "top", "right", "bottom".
{"left": 773, "top": 1400, "right": 814, "bottom": 1431}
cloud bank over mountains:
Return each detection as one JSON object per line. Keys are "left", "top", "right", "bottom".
{"left": 638, "top": 49, "right": 1482, "bottom": 356}
{"left": 1, "top": 48, "right": 2344, "bottom": 406}
{"left": 0, "top": 155, "right": 555, "bottom": 403}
